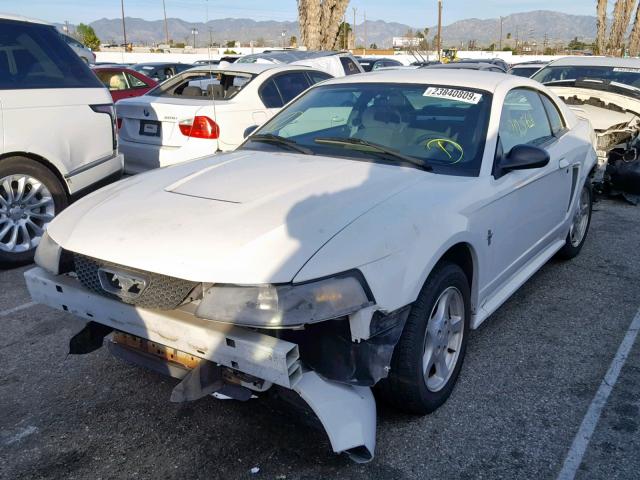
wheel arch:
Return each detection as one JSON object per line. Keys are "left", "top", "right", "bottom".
{"left": 0, "top": 152, "right": 70, "bottom": 196}
{"left": 426, "top": 241, "right": 479, "bottom": 316}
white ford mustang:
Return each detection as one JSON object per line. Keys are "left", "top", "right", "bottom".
{"left": 26, "top": 70, "right": 597, "bottom": 463}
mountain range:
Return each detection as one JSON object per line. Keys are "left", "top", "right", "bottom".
{"left": 73, "top": 10, "right": 598, "bottom": 48}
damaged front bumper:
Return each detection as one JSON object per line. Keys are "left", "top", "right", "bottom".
{"left": 25, "top": 267, "right": 378, "bottom": 463}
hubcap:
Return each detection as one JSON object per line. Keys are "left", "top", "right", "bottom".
{"left": 422, "top": 286, "right": 465, "bottom": 392}
{"left": 0, "top": 175, "right": 55, "bottom": 253}
{"left": 569, "top": 186, "right": 590, "bottom": 248}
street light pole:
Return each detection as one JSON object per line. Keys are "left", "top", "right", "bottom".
{"left": 120, "top": 0, "right": 128, "bottom": 51}
{"left": 162, "top": 0, "right": 169, "bottom": 46}
{"left": 364, "top": 11, "right": 367, "bottom": 55}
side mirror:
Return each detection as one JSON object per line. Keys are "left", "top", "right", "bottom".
{"left": 495, "top": 144, "right": 549, "bottom": 179}
{"left": 244, "top": 125, "right": 259, "bottom": 138}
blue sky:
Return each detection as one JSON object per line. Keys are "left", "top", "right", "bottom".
{"left": 0, "top": 0, "right": 599, "bottom": 26}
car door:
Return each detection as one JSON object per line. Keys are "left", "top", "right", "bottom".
{"left": 481, "top": 87, "right": 572, "bottom": 299}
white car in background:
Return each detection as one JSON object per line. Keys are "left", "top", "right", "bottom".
{"left": 0, "top": 14, "right": 122, "bottom": 265}
{"left": 60, "top": 32, "right": 96, "bottom": 65}
{"left": 116, "top": 64, "right": 332, "bottom": 173}
{"left": 236, "top": 50, "right": 364, "bottom": 77}
{"left": 28, "top": 70, "right": 595, "bottom": 461}
{"left": 532, "top": 57, "right": 640, "bottom": 194}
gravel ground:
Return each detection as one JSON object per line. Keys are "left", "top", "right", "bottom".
{"left": 0, "top": 198, "right": 638, "bottom": 480}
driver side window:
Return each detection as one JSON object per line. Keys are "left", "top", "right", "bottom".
{"left": 499, "top": 88, "right": 553, "bottom": 154}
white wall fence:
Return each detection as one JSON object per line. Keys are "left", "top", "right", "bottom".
{"left": 95, "top": 49, "right": 565, "bottom": 66}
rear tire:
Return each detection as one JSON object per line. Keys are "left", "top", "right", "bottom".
{"left": 0, "top": 157, "right": 68, "bottom": 266}
{"left": 557, "top": 182, "right": 592, "bottom": 260}
{"left": 377, "top": 262, "right": 470, "bottom": 415}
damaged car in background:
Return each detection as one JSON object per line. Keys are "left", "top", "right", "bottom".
{"left": 26, "top": 70, "right": 596, "bottom": 462}
{"left": 533, "top": 57, "right": 640, "bottom": 203}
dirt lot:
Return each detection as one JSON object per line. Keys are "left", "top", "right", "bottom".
{"left": 1, "top": 198, "right": 639, "bottom": 480}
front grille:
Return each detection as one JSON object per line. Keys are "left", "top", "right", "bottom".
{"left": 74, "top": 254, "right": 198, "bottom": 310}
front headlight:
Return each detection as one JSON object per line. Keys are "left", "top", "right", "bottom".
{"left": 195, "top": 272, "right": 374, "bottom": 328}
{"left": 34, "top": 231, "right": 63, "bottom": 274}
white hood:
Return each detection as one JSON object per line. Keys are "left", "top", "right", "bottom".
{"left": 48, "top": 151, "right": 423, "bottom": 284}
{"left": 550, "top": 85, "right": 640, "bottom": 131}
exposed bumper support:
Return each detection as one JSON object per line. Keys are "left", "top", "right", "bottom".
{"left": 25, "top": 267, "right": 301, "bottom": 389}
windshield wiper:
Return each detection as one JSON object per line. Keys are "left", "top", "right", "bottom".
{"left": 314, "top": 137, "right": 432, "bottom": 171}
{"left": 249, "top": 134, "right": 314, "bottom": 155}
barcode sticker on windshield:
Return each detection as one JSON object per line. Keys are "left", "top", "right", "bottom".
{"left": 423, "top": 87, "right": 483, "bottom": 104}
{"left": 613, "top": 67, "right": 640, "bottom": 73}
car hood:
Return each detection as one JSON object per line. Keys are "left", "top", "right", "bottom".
{"left": 48, "top": 151, "right": 423, "bottom": 284}
{"left": 550, "top": 85, "right": 640, "bottom": 131}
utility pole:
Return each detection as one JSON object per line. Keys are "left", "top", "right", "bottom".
{"left": 191, "top": 28, "right": 198, "bottom": 48}
{"left": 120, "top": 0, "right": 127, "bottom": 51}
{"left": 162, "top": 0, "right": 169, "bottom": 45}
{"left": 364, "top": 11, "right": 367, "bottom": 55}
{"left": 499, "top": 16, "right": 504, "bottom": 50}
{"left": 352, "top": 7, "right": 357, "bottom": 51}
{"left": 437, "top": 0, "right": 442, "bottom": 61}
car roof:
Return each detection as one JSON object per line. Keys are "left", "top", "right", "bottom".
{"left": 548, "top": 56, "right": 640, "bottom": 68}
{"left": 132, "top": 62, "right": 186, "bottom": 67}
{"left": 320, "top": 68, "right": 526, "bottom": 93}
{"left": 512, "top": 61, "right": 548, "bottom": 67}
{"left": 426, "top": 63, "right": 506, "bottom": 72}
{"left": 0, "top": 13, "right": 51, "bottom": 25}
{"left": 92, "top": 66, "right": 137, "bottom": 73}
{"left": 237, "top": 50, "right": 344, "bottom": 64}
{"left": 184, "top": 63, "right": 313, "bottom": 75}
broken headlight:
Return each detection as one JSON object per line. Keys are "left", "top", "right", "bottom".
{"left": 195, "top": 272, "right": 374, "bottom": 328}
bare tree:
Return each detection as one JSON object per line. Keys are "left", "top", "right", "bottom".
{"left": 609, "top": 0, "right": 636, "bottom": 54}
{"left": 596, "top": 0, "right": 609, "bottom": 54}
{"left": 298, "top": 0, "right": 350, "bottom": 50}
{"left": 629, "top": 3, "right": 640, "bottom": 55}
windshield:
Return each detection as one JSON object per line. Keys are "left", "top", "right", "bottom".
{"left": 242, "top": 83, "right": 492, "bottom": 176}
{"left": 510, "top": 67, "right": 542, "bottom": 78}
{"left": 146, "top": 70, "right": 256, "bottom": 99}
{"left": 532, "top": 65, "right": 640, "bottom": 88}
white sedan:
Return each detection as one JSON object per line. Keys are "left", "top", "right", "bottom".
{"left": 26, "top": 70, "right": 596, "bottom": 463}
{"left": 116, "top": 63, "right": 332, "bottom": 174}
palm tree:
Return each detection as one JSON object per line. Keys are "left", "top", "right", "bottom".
{"left": 629, "top": 3, "right": 640, "bottom": 55}
{"left": 609, "top": 0, "right": 636, "bottom": 54}
{"left": 298, "top": 0, "right": 349, "bottom": 50}
{"left": 596, "top": 0, "right": 608, "bottom": 54}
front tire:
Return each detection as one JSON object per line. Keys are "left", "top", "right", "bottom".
{"left": 0, "top": 157, "right": 68, "bottom": 266}
{"left": 377, "top": 262, "right": 470, "bottom": 415}
{"left": 557, "top": 182, "right": 592, "bottom": 260}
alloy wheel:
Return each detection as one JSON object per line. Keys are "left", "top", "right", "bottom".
{"left": 570, "top": 186, "right": 590, "bottom": 248}
{"left": 422, "top": 286, "right": 465, "bottom": 392}
{"left": 0, "top": 174, "right": 55, "bottom": 253}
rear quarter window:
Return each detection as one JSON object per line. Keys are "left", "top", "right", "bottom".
{"left": 0, "top": 20, "right": 102, "bottom": 89}
{"left": 339, "top": 57, "right": 361, "bottom": 76}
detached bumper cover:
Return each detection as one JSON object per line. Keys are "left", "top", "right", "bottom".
{"left": 24, "top": 267, "right": 377, "bottom": 462}
{"left": 25, "top": 267, "right": 301, "bottom": 389}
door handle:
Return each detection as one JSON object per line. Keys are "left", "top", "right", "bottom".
{"left": 559, "top": 158, "right": 570, "bottom": 169}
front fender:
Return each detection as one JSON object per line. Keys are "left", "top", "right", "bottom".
{"left": 293, "top": 184, "right": 484, "bottom": 313}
